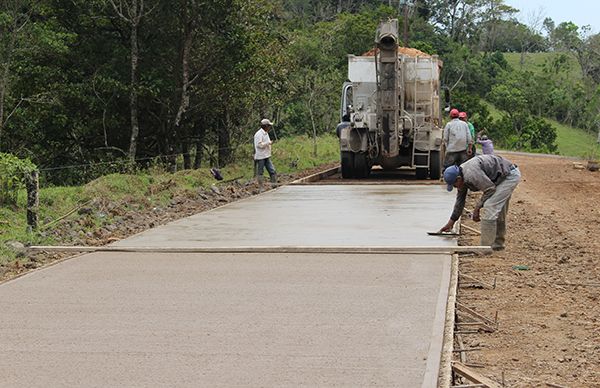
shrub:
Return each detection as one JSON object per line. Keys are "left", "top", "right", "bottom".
{"left": 0, "top": 153, "right": 38, "bottom": 206}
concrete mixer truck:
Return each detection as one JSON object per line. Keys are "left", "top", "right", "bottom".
{"left": 338, "top": 19, "right": 445, "bottom": 179}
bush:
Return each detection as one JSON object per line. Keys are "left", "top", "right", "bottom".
{"left": 0, "top": 153, "right": 38, "bottom": 206}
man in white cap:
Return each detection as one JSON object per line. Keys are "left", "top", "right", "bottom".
{"left": 254, "top": 118, "right": 277, "bottom": 185}
{"left": 439, "top": 154, "right": 521, "bottom": 250}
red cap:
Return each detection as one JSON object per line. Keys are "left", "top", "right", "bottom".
{"left": 450, "top": 109, "right": 459, "bottom": 118}
{"left": 458, "top": 111, "right": 467, "bottom": 119}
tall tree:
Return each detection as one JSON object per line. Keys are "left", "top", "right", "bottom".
{"left": 107, "top": 0, "right": 156, "bottom": 162}
{"left": 0, "top": 0, "right": 32, "bottom": 149}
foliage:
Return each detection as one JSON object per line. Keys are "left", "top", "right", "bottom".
{"left": 0, "top": 0, "right": 598, "bottom": 186}
{"left": 0, "top": 153, "right": 37, "bottom": 206}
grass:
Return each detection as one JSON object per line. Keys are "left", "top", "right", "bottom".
{"left": 503, "top": 52, "right": 582, "bottom": 80}
{"left": 0, "top": 134, "right": 340, "bottom": 264}
{"left": 495, "top": 52, "right": 599, "bottom": 157}
{"left": 482, "top": 100, "right": 600, "bottom": 158}
{"left": 553, "top": 121, "right": 600, "bottom": 158}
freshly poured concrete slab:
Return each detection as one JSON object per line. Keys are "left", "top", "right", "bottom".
{"left": 0, "top": 252, "right": 450, "bottom": 387}
{"left": 116, "top": 185, "right": 457, "bottom": 248}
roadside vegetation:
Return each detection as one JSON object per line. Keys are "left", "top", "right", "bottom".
{"left": 0, "top": 135, "right": 339, "bottom": 264}
{"left": 2, "top": 1, "right": 600, "bottom": 185}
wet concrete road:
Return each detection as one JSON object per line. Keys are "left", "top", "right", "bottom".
{"left": 0, "top": 185, "right": 456, "bottom": 387}
{"left": 116, "top": 185, "right": 457, "bottom": 248}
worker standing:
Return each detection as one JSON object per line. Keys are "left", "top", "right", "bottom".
{"left": 439, "top": 154, "right": 521, "bottom": 251}
{"left": 443, "top": 108, "right": 473, "bottom": 167}
{"left": 476, "top": 132, "right": 494, "bottom": 155}
{"left": 254, "top": 119, "right": 277, "bottom": 186}
{"left": 459, "top": 111, "right": 476, "bottom": 157}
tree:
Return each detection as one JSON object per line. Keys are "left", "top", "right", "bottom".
{"left": 0, "top": 0, "right": 34, "bottom": 149}
{"left": 106, "top": 0, "right": 156, "bottom": 162}
{"left": 477, "top": 0, "right": 518, "bottom": 53}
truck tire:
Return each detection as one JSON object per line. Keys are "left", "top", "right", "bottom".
{"left": 354, "top": 152, "right": 370, "bottom": 178}
{"left": 415, "top": 167, "right": 428, "bottom": 180}
{"left": 341, "top": 151, "right": 354, "bottom": 179}
{"left": 429, "top": 151, "right": 441, "bottom": 180}
{"left": 414, "top": 154, "right": 428, "bottom": 179}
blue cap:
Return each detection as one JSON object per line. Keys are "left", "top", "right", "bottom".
{"left": 443, "top": 165, "right": 460, "bottom": 191}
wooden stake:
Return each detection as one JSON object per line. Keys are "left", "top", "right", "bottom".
{"left": 461, "top": 224, "right": 481, "bottom": 235}
{"left": 546, "top": 383, "right": 569, "bottom": 388}
{"left": 452, "top": 362, "right": 502, "bottom": 388}
{"left": 556, "top": 282, "right": 600, "bottom": 288}
{"left": 41, "top": 200, "right": 94, "bottom": 230}
{"left": 456, "top": 302, "right": 497, "bottom": 327}
{"left": 26, "top": 170, "right": 39, "bottom": 231}
{"left": 459, "top": 273, "right": 495, "bottom": 289}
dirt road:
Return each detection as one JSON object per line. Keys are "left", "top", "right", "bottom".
{"left": 458, "top": 153, "right": 600, "bottom": 387}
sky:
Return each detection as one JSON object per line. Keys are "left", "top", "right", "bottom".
{"left": 504, "top": 0, "right": 600, "bottom": 33}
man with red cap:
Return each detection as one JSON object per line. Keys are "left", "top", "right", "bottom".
{"left": 443, "top": 108, "right": 473, "bottom": 167}
{"left": 459, "top": 111, "right": 476, "bottom": 157}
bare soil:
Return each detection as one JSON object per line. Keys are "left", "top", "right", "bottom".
{"left": 457, "top": 154, "right": 600, "bottom": 387}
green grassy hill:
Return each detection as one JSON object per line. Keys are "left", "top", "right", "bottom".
{"left": 500, "top": 52, "right": 599, "bottom": 157}
{"left": 503, "top": 52, "right": 582, "bottom": 80}
{"left": 483, "top": 101, "right": 600, "bottom": 158}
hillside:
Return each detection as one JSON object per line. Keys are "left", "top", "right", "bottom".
{"left": 503, "top": 52, "right": 582, "bottom": 79}
{"left": 483, "top": 101, "right": 600, "bottom": 158}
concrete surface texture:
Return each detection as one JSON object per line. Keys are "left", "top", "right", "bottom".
{"left": 0, "top": 252, "right": 450, "bottom": 387}
{"left": 116, "top": 185, "right": 457, "bottom": 248}
{"left": 0, "top": 184, "right": 457, "bottom": 387}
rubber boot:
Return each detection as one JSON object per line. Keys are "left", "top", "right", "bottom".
{"left": 493, "top": 201, "right": 509, "bottom": 251}
{"left": 270, "top": 173, "right": 278, "bottom": 184}
{"left": 493, "top": 220, "right": 506, "bottom": 251}
{"left": 480, "top": 220, "right": 497, "bottom": 249}
{"left": 257, "top": 175, "right": 264, "bottom": 188}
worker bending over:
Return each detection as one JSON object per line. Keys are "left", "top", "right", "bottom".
{"left": 439, "top": 154, "right": 521, "bottom": 251}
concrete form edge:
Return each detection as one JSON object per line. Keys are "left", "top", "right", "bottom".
{"left": 28, "top": 246, "right": 492, "bottom": 254}
{"left": 437, "top": 253, "right": 458, "bottom": 388}
{"left": 290, "top": 165, "right": 340, "bottom": 184}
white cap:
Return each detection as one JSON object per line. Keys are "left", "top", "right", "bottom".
{"left": 260, "top": 118, "right": 273, "bottom": 126}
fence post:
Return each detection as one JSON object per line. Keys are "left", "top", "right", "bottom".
{"left": 26, "top": 170, "right": 39, "bottom": 231}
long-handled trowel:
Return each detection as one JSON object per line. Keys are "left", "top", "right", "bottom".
{"left": 427, "top": 231, "right": 459, "bottom": 237}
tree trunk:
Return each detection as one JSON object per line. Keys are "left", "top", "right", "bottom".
{"left": 0, "top": 33, "right": 16, "bottom": 151}
{"left": 26, "top": 170, "right": 39, "bottom": 231}
{"left": 128, "top": 18, "right": 140, "bottom": 162}
{"left": 173, "top": 21, "right": 193, "bottom": 171}
{"left": 309, "top": 104, "right": 317, "bottom": 157}
{"left": 174, "top": 22, "right": 193, "bottom": 128}
{"left": 182, "top": 142, "right": 191, "bottom": 169}
{"left": 0, "top": 65, "right": 7, "bottom": 148}
{"left": 193, "top": 123, "right": 205, "bottom": 169}
{"left": 166, "top": 134, "right": 177, "bottom": 173}
{"left": 218, "top": 123, "right": 230, "bottom": 168}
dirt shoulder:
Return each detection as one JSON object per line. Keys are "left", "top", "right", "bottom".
{"left": 458, "top": 153, "right": 600, "bottom": 387}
